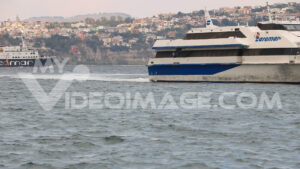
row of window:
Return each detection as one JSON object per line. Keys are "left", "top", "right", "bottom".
{"left": 257, "top": 23, "right": 300, "bottom": 31}
{"left": 183, "top": 24, "right": 300, "bottom": 40}
{"left": 11, "top": 56, "right": 38, "bottom": 59}
{"left": 184, "top": 30, "right": 246, "bottom": 40}
{"left": 5, "top": 52, "right": 36, "bottom": 55}
{"left": 155, "top": 48, "right": 300, "bottom": 58}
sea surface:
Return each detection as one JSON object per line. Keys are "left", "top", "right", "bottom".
{"left": 0, "top": 65, "right": 299, "bottom": 169}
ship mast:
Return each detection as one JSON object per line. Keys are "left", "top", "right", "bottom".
{"left": 14, "top": 35, "right": 27, "bottom": 50}
{"left": 267, "top": 2, "right": 273, "bottom": 22}
{"left": 21, "top": 36, "right": 27, "bottom": 49}
{"left": 204, "top": 8, "right": 216, "bottom": 28}
{"left": 16, "top": 36, "right": 28, "bottom": 51}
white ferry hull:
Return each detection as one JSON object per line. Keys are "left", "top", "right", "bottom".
{"left": 0, "top": 59, "right": 52, "bottom": 67}
{"left": 148, "top": 64, "right": 300, "bottom": 83}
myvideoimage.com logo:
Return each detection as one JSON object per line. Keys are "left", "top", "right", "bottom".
{"left": 65, "top": 92, "right": 282, "bottom": 110}
{"left": 19, "top": 58, "right": 283, "bottom": 111}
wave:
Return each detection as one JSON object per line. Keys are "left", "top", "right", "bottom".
{"left": 0, "top": 75, "right": 13, "bottom": 77}
{"left": 88, "top": 75, "right": 149, "bottom": 82}
{"left": 5, "top": 73, "right": 150, "bottom": 83}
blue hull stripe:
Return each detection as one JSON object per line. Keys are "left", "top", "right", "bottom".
{"left": 148, "top": 64, "right": 240, "bottom": 75}
{"left": 152, "top": 44, "right": 246, "bottom": 50}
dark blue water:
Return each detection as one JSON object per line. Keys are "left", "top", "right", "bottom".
{"left": 0, "top": 66, "right": 299, "bottom": 169}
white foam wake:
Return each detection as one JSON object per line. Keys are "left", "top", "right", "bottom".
{"left": 9, "top": 73, "right": 150, "bottom": 83}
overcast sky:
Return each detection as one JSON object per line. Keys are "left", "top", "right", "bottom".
{"left": 0, "top": 0, "right": 294, "bottom": 21}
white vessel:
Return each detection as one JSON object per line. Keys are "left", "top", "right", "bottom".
{"left": 148, "top": 6, "right": 300, "bottom": 83}
{"left": 0, "top": 37, "right": 52, "bottom": 67}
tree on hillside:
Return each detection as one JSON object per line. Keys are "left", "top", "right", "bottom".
{"left": 85, "top": 18, "right": 96, "bottom": 25}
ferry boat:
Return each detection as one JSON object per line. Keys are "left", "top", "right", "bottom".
{"left": 0, "top": 37, "right": 52, "bottom": 67}
{"left": 148, "top": 6, "right": 300, "bottom": 83}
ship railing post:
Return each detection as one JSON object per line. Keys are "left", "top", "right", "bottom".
{"left": 237, "top": 56, "right": 243, "bottom": 64}
{"left": 289, "top": 53, "right": 297, "bottom": 64}
{"left": 292, "top": 51, "right": 300, "bottom": 64}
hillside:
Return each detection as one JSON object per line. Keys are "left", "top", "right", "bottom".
{"left": 23, "top": 13, "right": 131, "bottom": 22}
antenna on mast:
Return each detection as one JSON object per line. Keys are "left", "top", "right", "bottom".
{"left": 16, "top": 35, "right": 27, "bottom": 50}
{"left": 21, "top": 36, "right": 27, "bottom": 49}
{"left": 267, "top": 2, "right": 273, "bottom": 22}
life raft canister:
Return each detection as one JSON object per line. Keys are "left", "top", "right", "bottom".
{"left": 256, "top": 32, "right": 261, "bottom": 39}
